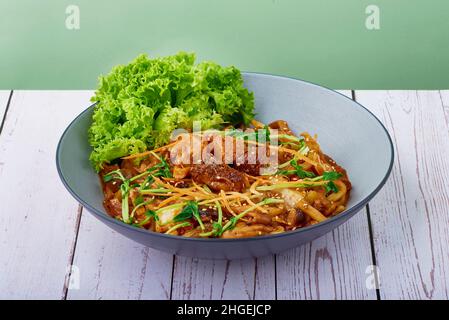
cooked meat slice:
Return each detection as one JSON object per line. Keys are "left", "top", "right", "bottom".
{"left": 119, "top": 159, "right": 141, "bottom": 178}
{"left": 190, "top": 164, "right": 249, "bottom": 192}
{"left": 103, "top": 197, "right": 122, "bottom": 218}
{"left": 234, "top": 162, "right": 262, "bottom": 176}
{"left": 268, "top": 120, "right": 294, "bottom": 136}
{"left": 199, "top": 206, "right": 219, "bottom": 221}
{"left": 233, "top": 141, "right": 273, "bottom": 176}
{"left": 173, "top": 165, "right": 190, "bottom": 180}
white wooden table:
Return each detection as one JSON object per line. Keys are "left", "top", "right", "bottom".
{"left": 1, "top": 90, "right": 448, "bottom": 300}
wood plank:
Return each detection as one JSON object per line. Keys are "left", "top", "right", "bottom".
{"left": 171, "top": 243, "right": 275, "bottom": 300}
{"left": 67, "top": 211, "right": 173, "bottom": 300}
{"left": 276, "top": 210, "right": 376, "bottom": 299}
{"left": 171, "top": 257, "right": 256, "bottom": 300}
{"left": 276, "top": 90, "right": 377, "bottom": 300}
{"left": 0, "top": 91, "right": 10, "bottom": 121}
{"left": 354, "top": 90, "right": 449, "bottom": 299}
{"left": 254, "top": 255, "right": 276, "bottom": 299}
{"left": 439, "top": 90, "right": 449, "bottom": 128}
{"left": 171, "top": 255, "right": 276, "bottom": 300}
{"left": 0, "top": 91, "right": 92, "bottom": 299}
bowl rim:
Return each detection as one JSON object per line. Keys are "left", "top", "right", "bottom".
{"left": 56, "top": 72, "right": 394, "bottom": 243}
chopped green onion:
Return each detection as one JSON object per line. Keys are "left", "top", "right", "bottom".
{"left": 135, "top": 209, "right": 158, "bottom": 227}
{"left": 325, "top": 181, "right": 339, "bottom": 194}
{"left": 140, "top": 188, "right": 171, "bottom": 194}
{"left": 130, "top": 199, "right": 154, "bottom": 219}
{"left": 274, "top": 134, "right": 302, "bottom": 142}
{"left": 134, "top": 195, "right": 144, "bottom": 206}
{"left": 256, "top": 181, "right": 327, "bottom": 191}
{"left": 103, "top": 169, "right": 126, "bottom": 183}
{"left": 173, "top": 201, "right": 200, "bottom": 224}
{"left": 120, "top": 184, "right": 130, "bottom": 224}
{"left": 224, "top": 127, "right": 271, "bottom": 143}
{"left": 323, "top": 171, "right": 343, "bottom": 181}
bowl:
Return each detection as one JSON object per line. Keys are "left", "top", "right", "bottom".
{"left": 56, "top": 73, "right": 393, "bottom": 259}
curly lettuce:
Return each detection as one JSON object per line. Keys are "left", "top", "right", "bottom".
{"left": 89, "top": 52, "right": 255, "bottom": 171}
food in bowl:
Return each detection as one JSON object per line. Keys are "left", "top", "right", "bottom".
{"left": 99, "top": 121, "right": 351, "bottom": 238}
{"left": 89, "top": 52, "right": 351, "bottom": 238}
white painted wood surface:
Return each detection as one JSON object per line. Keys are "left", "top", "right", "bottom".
{"left": 355, "top": 91, "right": 449, "bottom": 299}
{"left": 68, "top": 211, "right": 173, "bottom": 300}
{"left": 276, "top": 209, "right": 376, "bottom": 299}
{"left": 440, "top": 91, "right": 449, "bottom": 128}
{"left": 1, "top": 90, "right": 448, "bottom": 300}
{"left": 0, "top": 91, "right": 91, "bottom": 299}
{"left": 171, "top": 257, "right": 255, "bottom": 299}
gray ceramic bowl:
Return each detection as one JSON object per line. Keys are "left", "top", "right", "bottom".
{"left": 56, "top": 73, "right": 393, "bottom": 259}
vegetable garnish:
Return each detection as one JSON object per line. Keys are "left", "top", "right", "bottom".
{"left": 225, "top": 126, "right": 271, "bottom": 143}
{"left": 136, "top": 210, "right": 159, "bottom": 227}
{"left": 149, "top": 152, "right": 172, "bottom": 178}
{"left": 256, "top": 180, "right": 328, "bottom": 191}
{"left": 323, "top": 172, "right": 343, "bottom": 194}
{"left": 89, "top": 52, "right": 255, "bottom": 171}
{"left": 102, "top": 169, "right": 126, "bottom": 183}
{"left": 120, "top": 183, "right": 131, "bottom": 224}
{"left": 173, "top": 201, "right": 203, "bottom": 230}
{"left": 325, "top": 181, "right": 339, "bottom": 194}
{"left": 257, "top": 170, "right": 342, "bottom": 193}
{"left": 133, "top": 195, "right": 144, "bottom": 206}
{"left": 322, "top": 171, "right": 343, "bottom": 181}
{"left": 128, "top": 158, "right": 173, "bottom": 184}
{"left": 306, "top": 171, "right": 343, "bottom": 193}
{"left": 130, "top": 199, "right": 154, "bottom": 220}
{"left": 103, "top": 170, "right": 132, "bottom": 223}
{"left": 277, "top": 159, "right": 316, "bottom": 178}
{"left": 102, "top": 159, "right": 174, "bottom": 223}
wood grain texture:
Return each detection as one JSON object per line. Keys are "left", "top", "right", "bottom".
{"left": 171, "top": 255, "right": 276, "bottom": 300}
{"left": 439, "top": 90, "right": 449, "bottom": 128}
{"left": 354, "top": 91, "right": 449, "bottom": 299}
{"left": 0, "top": 91, "right": 91, "bottom": 299}
{"left": 67, "top": 212, "right": 173, "bottom": 300}
{"left": 254, "top": 255, "right": 276, "bottom": 299}
{"left": 171, "top": 257, "right": 255, "bottom": 300}
{"left": 276, "top": 210, "right": 376, "bottom": 299}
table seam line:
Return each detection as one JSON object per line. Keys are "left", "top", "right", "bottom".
{"left": 62, "top": 204, "right": 84, "bottom": 300}
{"left": 0, "top": 90, "right": 14, "bottom": 136}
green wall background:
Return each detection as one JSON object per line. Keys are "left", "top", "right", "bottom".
{"left": 1, "top": 0, "right": 448, "bottom": 89}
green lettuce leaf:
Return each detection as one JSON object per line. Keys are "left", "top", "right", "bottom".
{"left": 89, "top": 52, "right": 254, "bottom": 171}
